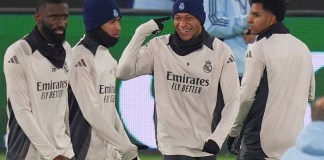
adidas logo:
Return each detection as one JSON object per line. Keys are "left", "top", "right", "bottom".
{"left": 246, "top": 50, "right": 252, "bottom": 58}
{"left": 75, "top": 59, "right": 87, "bottom": 67}
{"left": 8, "top": 55, "right": 19, "bottom": 64}
{"left": 227, "top": 55, "right": 236, "bottom": 63}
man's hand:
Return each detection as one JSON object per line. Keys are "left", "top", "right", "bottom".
{"left": 152, "top": 16, "right": 171, "bottom": 35}
{"left": 227, "top": 135, "right": 239, "bottom": 155}
{"left": 243, "top": 29, "right": 256, "bottom": 44}
{"left": 202, "top": 139, "right": 220, "bottom": 154}
{"left": 53, "top": 155, "right": 70, "bottom": 160}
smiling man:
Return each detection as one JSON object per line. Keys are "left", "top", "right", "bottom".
{"left": 116, "top": 0, "right": 240, "bottom": 159}
{"left": 4, "top": 0, "right": 74, "bottom": 159}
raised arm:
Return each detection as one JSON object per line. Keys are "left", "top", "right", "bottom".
{"left": 116, "top": 17, "right": 170, "bottom": 80}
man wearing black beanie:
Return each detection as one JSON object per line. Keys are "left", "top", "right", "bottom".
{"left": 68, "top": 0, "right": 139, "bottom": 159}
{"left": 116, "top": 0, "right": 240, "bottom": 159}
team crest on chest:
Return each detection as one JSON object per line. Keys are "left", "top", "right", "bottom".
{"left": 63, "top": 62, "right": 69, "bottom": 74}
{"left": 203, "top": 60, "right": 212, "bottom": 73}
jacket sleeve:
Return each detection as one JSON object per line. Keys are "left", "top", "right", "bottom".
{"left": 229, "top": 44, "right": 266, "bottom": 137}
{"left": 208, "top": 44, "right": 240, "bottom": 148}
{"left": 116, "top": 20, "right": 160, "bottom": 80}
{"left": 308, "top": 70, "right": 315, "bottom": 102}
{"left": 69, "top": 52, "right": 137, "bottom": 160}
{"left": 114, "top": 109, "right": 131, "bottom": 140}
{"left": 4, "top": 43, "right": 59, "bottom": 160}
{"left": 204, "top": 0, "right": 249, "bottom": 38}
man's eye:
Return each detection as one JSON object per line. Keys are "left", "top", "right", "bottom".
{"left": 62, "top": 15, "right": 68, "bottom": 20}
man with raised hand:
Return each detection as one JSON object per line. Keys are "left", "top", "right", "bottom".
{"left": 116, "top": 0, "right": 240, "bottom": 159}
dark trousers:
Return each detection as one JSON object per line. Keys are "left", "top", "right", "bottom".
{"left": 237, "top": 138, "right": 267, "bottom": 160}
{"left": 163, "top": 155, "right": 216, "bottom": 160}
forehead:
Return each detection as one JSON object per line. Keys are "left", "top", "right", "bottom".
{"left": 251, "top": 3, "right": 274, "bottom": 16}
{"left": 174, "top": 12, "right": 195, "bottom": 18}
{"left": 251, "top": 3, "right": 268, "bottom": 12}
{"left": 251, "top": 3, "right": 264, "bottom": 12}
{"left": 106, "top": 17, "right": 121, "bottom": 23}
{"left": 39, "top": 3, "right": 69, "bottom": 14}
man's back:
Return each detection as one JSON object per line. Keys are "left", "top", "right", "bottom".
{"left": 241, "top": 33, "right": 314, "bottom": 158}
{"left": 281, "top": 97, "right": 324, "bottom": 160}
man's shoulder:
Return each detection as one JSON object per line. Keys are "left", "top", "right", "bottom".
{"left": 6, "top": 38, "right": 32, "bottom": 57}
{"left": 264, "top": 34, "right": 309, "bottom": 50}
{"left": 154, "top": 34, "right": 171, "bottom": 43}
{"left": 143, "top": 34, "right": 171, "bottom": 49}
{"left": 4, "top": 39, "right": 32, "bottom": 69}
{"left": 210, "top": 37, "right": 232, "bottom": 53}
{"left": 285, "top": 34, "right": 308, "bottom": 48}
{"left": 203, "top": 35, "right": 216, "bottom": 50}
{"left": 72, "top": 41, "right": 98, "bottom": 58}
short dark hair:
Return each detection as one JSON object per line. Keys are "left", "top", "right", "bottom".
{"left": 251, "top": 0, "right": 287, "bottom": 22}
{"left": 36, "top": 0, "right": 68, "bottom": 11}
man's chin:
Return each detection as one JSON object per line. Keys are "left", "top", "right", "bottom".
{"left": 52, "top": 34, "right": 65, "bottom": 44}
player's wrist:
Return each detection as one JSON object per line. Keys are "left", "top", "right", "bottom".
{"left": 136, "top": 20, "right": 161, "bottom": 36}
{"left": 202, "top": 139, "right": 220, "bottom": 154}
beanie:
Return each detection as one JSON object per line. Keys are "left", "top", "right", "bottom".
{"left": 83, "top": 0, "right": 121, "bottom": 32}
{"left": 172, "top": 0, "right": 205, "bottom": 24}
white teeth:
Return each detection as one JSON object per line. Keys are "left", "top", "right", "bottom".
{"left": 55, "top": 30, "right": 64, "bottom": 34}
{"left": 179, "top": 29, "right": 189, "bottom": 33}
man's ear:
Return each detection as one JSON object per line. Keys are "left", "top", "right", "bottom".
{"left": 269, "top": 15, "right": 277, "bottom": 26}
{"left": 34, "top": 11, "right": 40, "bottom": 23}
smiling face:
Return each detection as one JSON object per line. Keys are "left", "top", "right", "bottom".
{"left": 101, "top": 17, "right": 121, "bottom": 38}
{"left": 248, "top": 3, "right": 276, "bottom": 35}
{"left": 173, "top": 12, "right": 202, "bottom": 41}
{"left": 35, "top": 3, "right": 69, "bottom": 44}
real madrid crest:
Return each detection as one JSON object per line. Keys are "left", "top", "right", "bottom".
{"left": 63, "top": 62, "right": 69, "bottom": 74}
{"left": 179, "top": 2, "right": 185, "bottom": 10}
{"left": 203, "top": 60, "right": 212, "bottom": 73}
{"left": 113, "top": 9, "right": 118, "bottom": 17}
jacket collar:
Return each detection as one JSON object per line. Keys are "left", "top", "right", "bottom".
{"left": 257, "top": 22, "right": 289, "bottom": 41}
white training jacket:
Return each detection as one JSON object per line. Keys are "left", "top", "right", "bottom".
{"left": 116, "top": 20, "right": 240, "bottom": 157}
{"left": 69, "top": 35, "right": 138, "bottom": 160}
{"left": 230, "top": 24, "right": 315, "bottom": 159}
{"left": 4, "top": 32, "right": 74, "bottom": 159}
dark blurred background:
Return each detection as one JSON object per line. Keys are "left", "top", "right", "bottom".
{"left": 0, "top": 0, "right": 324, "bottom": 10}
